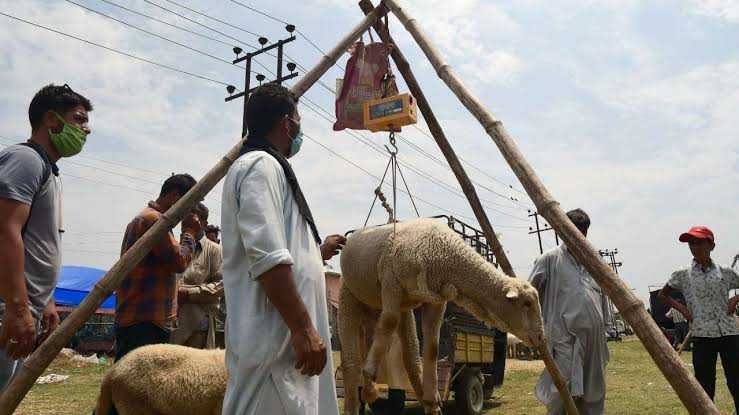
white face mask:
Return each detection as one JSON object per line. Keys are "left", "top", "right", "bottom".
{"left": 287, "top": 117, "right": 303, "bottom": 158}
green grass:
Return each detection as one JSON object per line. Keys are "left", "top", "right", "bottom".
{"left": 15, "top": 337, "right": 736, "bottom": 414}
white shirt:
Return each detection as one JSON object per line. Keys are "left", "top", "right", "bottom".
{"left": 668, "top": 261, "right": 739, "bottom": 338}
{"left": 220, "top": 152, "right": 338, "bottom": 415}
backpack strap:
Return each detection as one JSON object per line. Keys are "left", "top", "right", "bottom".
{"left": 17, "top": 142, "right": 57, "bottom": 236}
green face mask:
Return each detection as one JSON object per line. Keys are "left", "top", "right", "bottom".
{"left": 49, "top": 112, "right": 87, "bottom": 157}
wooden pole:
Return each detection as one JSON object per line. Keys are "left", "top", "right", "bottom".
{"left": 677, "top": 330, "right": 692, "bottom": 356}
{"left": 382, "top": 1, "right": 718, "bottom": 413}
{"left": 0, "top": 5, "right": 387, "bottom": 414}
{"left": 539, "top": 345, "right": 580, "bottom": 415}
{"left": 358, "top": 1, "right": 513, "bottom": 277}
{"left": 358, "top": 3, "right": 577, "bottom": 413}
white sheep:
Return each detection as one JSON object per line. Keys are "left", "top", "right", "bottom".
{"left": 339, "top": 218, "right": 545, "bottom": 415}
{"left": 94, "top": 344, "right": 226, "bottom": 415}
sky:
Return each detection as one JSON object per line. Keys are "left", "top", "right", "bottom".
{"left": 0, "top": 0, "right": 737, "bottom": 306}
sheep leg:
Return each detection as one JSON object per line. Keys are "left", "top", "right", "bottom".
{"left": 362, "top": 286, "right": 402, "bottom": 381}
{"left": 421, "top": 302, "right": 446, "bottom": 415}
{"left": 338, "top": 285, "right": 365, "bottom": 415}
{"left": 398, "top": 310, "right": 424, "bottom": 403}
{"left": 360, "top": 312, "right": 380, "bottom": 405}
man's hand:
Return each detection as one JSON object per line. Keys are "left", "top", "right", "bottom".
{"left": 41, "top": 300, "right": 60, "bottom": 342}
{"left": 320, "top": 234, "right": 347, "bottom": 261}
{"left": 677, "top": 303, "right": 693, "bottom": 322}
{"left": 0, "top": 304, "right": 36, "bottom": 359}
{"left": 290, "top": 325, "right": 327, "bottom": 376}
{"left": 727, "top": 296, "right": 739, "bottom": 316}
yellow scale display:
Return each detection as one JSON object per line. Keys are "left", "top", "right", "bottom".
{"left": 362, "top": 93, "right": 417, "bottom": 132}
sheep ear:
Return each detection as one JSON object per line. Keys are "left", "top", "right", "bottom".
{"left": 505, "top": 288, "right": 519, "bottom": 300}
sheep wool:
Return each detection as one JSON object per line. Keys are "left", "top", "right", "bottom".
{"left": 94, "top": 344, "right": 226, "bottom": 415}
{"left": 339, "top": 218, "right": 545, "bottom": 415}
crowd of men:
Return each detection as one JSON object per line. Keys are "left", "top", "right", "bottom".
{"left": 0, "top": 83, "right": 737, "bottom": 415}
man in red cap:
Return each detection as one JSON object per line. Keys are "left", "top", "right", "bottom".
{"left": 659, "top": 226, "right": 739, "bottom": 413}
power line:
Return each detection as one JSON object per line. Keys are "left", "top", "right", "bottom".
{"left": 297, "top": 97, "right": 529, "bottom": 222}
{"left": 156, "top": 0, "right": 261, "bottom": 38}
{"left": 140, "top": 0, "right": 276, "bottom": 75}
{"left": 229, "top": 0, "right": 345, "bottom": 73}
{"left": 1, "top": 10, "right": 520, "bottom": 225}
{"left": 303, "top": 133, "right": 525, "bottom": 230}
{"left": 0, "top": 10, "right": 229, "bottom": 87}
{"left": 97, "top": 0, "right": 237, "bottom": 48}
{"left": 224, "top": 0, "right": 529, "bottom": 201}
{"left": 0, "top": 141, "right": 222, "bottom": 208}
{"left": 63, "top": 0, "right": 240, "bottom": 69}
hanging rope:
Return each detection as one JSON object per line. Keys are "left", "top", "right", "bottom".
{"left": 362, "top": 129, "right": 421, "bottom": 228}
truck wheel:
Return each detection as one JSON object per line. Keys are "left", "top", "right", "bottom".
{"left": 454, "top": 368, "right": 484, "bottom": 415}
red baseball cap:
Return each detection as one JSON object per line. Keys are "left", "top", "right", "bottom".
{"left": 679, "top": 226, "right": 715, "bottom": 244}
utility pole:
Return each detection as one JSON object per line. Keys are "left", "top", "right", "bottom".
{"left": 225, "top": 25, "right": 299, "bottom": 137}
{"left": 528, "top": 209, "right": 559, "bottom": 254}
{"left": 599, "top": 248, "right": 623, "bottom": 335}
{"left": 599, "top": 248, "right": 622, "bottom": 275}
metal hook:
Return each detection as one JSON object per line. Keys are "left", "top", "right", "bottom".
{"left": 384, "top": 130, "right": 398, "bottom": 155}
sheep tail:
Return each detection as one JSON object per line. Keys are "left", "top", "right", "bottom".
{"left": 94, "top": 375, "right": 114, "bottom": 415}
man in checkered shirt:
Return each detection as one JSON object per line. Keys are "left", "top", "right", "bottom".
{"left": 114, "top": 174, "right": 202, "bottom": 361}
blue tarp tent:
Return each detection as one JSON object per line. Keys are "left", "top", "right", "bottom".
{"left": 54, "top": 266, "right": 115, "bottom": 310}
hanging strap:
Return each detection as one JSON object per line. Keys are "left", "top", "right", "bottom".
{"left": 17, "top": 142, "right": 58, "bottom": 236}
{"left": 240, "top": 136, "right": 322, "bottom": 245}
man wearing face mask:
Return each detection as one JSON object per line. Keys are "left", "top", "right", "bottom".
{"left": 220, "top": 84, "right": 346, "bottom": 415}
{"left": 172, "top": 202, "right": 223, "bottom": 349}
{"left": 0, "top": 84, "right": 92, "bottom": 391}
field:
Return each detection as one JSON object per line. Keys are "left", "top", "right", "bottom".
{"left": 15, "top": 337, "right": 735, "bottom": 414}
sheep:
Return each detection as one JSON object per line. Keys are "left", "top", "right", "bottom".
{"left": 94, "top": 344, "right": 226, "bottom": 415}
{"left": 339, "top": 218, "right": 545, "bottom": 415}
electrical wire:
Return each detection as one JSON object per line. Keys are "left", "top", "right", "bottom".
{"left": 1, "top": 11, "right": 524, "bottom": 227}
{"left": 63, "top": 0, "right": 240, "bottom": 69}
{"left": 297, "top": 97, "right": 529, "bottom": 222}
{"left": 223, "top": 0, "right": 530, "bottom": 200}
{"left": 0, "top": 10, "right": 230, "bottom": 87}
{"left": 303, "top": 133, "right": 525, "bottom": 230}
{"left": 97, "top": 0, "right": 237, "bottom": 48}
{"left": 155, "top": 0, "right": 261, "bottom": 37}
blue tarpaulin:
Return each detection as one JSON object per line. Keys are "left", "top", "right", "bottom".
{"left": 54, "top": 266, "right": 114, "bottom": 310}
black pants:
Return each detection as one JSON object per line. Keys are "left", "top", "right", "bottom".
{"left": 692, "top": 335, "right": 739, "bottom": 412}
{"left": 114, "top": 322, "right": 170, "bottom": 362}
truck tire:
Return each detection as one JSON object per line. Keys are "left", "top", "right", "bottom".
{"left": 454, "top": 368, "right": 484, "bottom": 415}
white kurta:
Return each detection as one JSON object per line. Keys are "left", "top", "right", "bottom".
{"left": 220, "top": 151, "right": 338, "bottom": 415}
{"left": 529, "top": 245, "right": 610, "bottom": 415}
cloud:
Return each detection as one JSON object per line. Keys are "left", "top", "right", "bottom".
{"left": 687, "top": 0, "right": 739, "bottom": 23}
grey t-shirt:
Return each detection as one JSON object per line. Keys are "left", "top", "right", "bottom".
{"left": 0, "top": 144, "right": 61, "bottom": 320}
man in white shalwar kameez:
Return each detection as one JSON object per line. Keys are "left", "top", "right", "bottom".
{"left": 220, "top": 84, "right": 345, "bottom": 415}
{"left": 529, "top": 209, "right": 610, "bottom": 415}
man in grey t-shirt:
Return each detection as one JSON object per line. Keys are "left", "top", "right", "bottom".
{"left": 0, "top": 84, "right": 93, "bottom": 391}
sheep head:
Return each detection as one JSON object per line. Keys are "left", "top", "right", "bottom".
{"left": 470, "top": 280, "right": 545, "bottom": 348}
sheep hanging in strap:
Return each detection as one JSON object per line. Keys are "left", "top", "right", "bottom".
{"left": 338, "top": 218, "right": 546, "bottom": 415}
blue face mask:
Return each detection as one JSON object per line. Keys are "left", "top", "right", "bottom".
{"left": 287, "top": 118, "right": 303, "bottom": 159}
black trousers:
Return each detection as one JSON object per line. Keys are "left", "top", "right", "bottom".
{"left": 692, "top": 335, "right": 739, "bottom": 412}
{"left": 114, "top": 322, "right": 170, "bottom": 362}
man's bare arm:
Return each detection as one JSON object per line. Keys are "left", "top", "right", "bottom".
{"left": 258, "top": 264, "right": 327, "bottom": 376}
{"left": 0, "top": 198, "right": 37, "bottom": 358}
